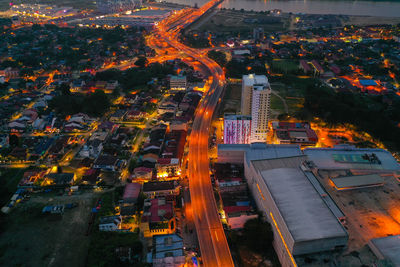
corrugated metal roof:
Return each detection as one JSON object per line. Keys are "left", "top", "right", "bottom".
{"left": 261, "top": 168, "right": 347, "bottom": 242}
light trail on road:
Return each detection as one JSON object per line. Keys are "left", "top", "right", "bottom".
{"left": 147, "top": 1, "right": 234, "bottom": 266}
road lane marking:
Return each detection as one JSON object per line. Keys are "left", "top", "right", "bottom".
{"left": 214, "top": 230, "right": 219, "bottom": 241}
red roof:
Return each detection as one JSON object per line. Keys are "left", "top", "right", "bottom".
{"left": 127, "top": 110, "right": 143, "bottom": 116}
{"left": 305, "top": 128, "right": 318, "bottom": 141}
{"left": 123, "top": 183, "right": 141, "bottom": 200}
{"left": 84, "top": 169, "right": 99, "bottom": 176}
{"left": 223, "top": 206, "right": 251, "bottom": 214}
{"left": 134, "top": 167, "right": 153, "bottom": 173}
{"left": 142, "top": 198, "right": 173, "bottom": 223}
{"left": 157, "top": 158, "right": 172, "bottom": 165}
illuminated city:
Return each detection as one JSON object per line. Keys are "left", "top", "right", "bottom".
{"left": 0, "top": 0, "right": 400, "bottom": 266}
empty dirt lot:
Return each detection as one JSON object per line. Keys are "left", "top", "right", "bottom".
{"left": 0, "top": 191, "right": 99, "bottom": 267}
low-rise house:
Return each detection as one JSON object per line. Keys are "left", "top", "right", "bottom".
{"left": 133, "top": 167, "right": 153, "bottom": 180}
{"left": 80, "top": 139, "right": 103, "bottom": 158}
{"left": 82, "top": 169, "right": 100, "bottom": 184}
{"left": 125, "top": 110, "right": 145, "bottom": 121}
{"left": 220, "top": 190, "right": 257, "bottom": 229}
{"left": 143, "top": 153, "right": 159, "bottom": 163}
{"left": 64, "top": 122, "right": 84, "bottom": 132}
{"left": 156, "top": 158, "right": 180, "bottom": 179}
{"left": 45, "top": 172, "right": 76, "bottom": 186}
{"left": 123, "top": 183, "right": 141, "bottom": 204}
{"left": 93, "top": 155, "right": 119, "bottom": 171}
{"left": 120, "top": 205, "right": 137, "bottom": 217}
{"left": 19, "top": 170, "right": 45, "bottom": 187}
{"left": 99, "top": 215, "right": 122, "bottom": 231}
{"left": 140, "top": 197, "right": 175, "bottom": 238}
{"left": 142, "top": 181, "right": 180, "bottom": 199}
{"left": 8, "top": 121, "right": 26, "bottom": 132}
{"left": 109, "top": 110, "right": 127, "bottom": 122}
{"left": 151, "top": 234, "right": 185, "bottom": 267}
{"left": 272, "top": 121, "right": 318, "bottom": 147}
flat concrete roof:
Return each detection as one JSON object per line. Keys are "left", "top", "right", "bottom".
{"left": 261, "top": 168, "right": 347, "bottom": 242}
{"left": 369, "top": 235, "right": 400, "bottom": 266}
{"left": 304, "top": 145, "right": 400, "bottom": 171}
{"left": 330, "top": 174, "right": 384, "bottom": 190}
{"left": 243, "top": 74, "right": 269, "bottom": 87}
{"left": 289, "top": 131, "right": 308, "bottom": 138}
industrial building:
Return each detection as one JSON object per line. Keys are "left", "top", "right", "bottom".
{"left": 218, "top": 144, "right": 348, "bottom": 267}
{"left": 223, "top": 114, "right": 251, "bottom": 144}
{"left": 304, "top": 145, "right": 400, "bottom": 261}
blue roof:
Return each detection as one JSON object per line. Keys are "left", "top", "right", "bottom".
{"left": 236, "top": 201, "right": 250, "bottom": 206}
{"left": 153, "top": 234, "right": 184, "bottom": 259}
{"left": 359, "top": 79, "right": 377, "bottom": 86}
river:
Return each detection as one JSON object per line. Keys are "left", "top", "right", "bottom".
{"left": 160, "top": 0, "right": 400, "bottom": 17}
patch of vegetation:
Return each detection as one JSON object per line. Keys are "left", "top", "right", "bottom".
{"left": 95, "top": 62, "right": 175, "bottom": 92}
{"left": 0, "top": 168, "right": 26, "bottom": 207}
{"left": 87, "top": 190, "right": 144, "bottom": 267}
{"left": 207, "top": 50, "right": 227, "bottom": 67}
{"left": 228, "top": 217, "right": 279, "bottom": 266}
{"left": 297, "top": 81, "right": 400, "bottom": 150}
{"left": 270, "top": 59, "right": 300, "bottom": 74}
{"left": 49, "top": 85, "right": 110, "bottom": 117}
{"left": 270, "top": 94, "right": 285, "bottom": 111}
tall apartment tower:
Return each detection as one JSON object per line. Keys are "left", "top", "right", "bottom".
{"left": 223, "top": 114, "right": 252, "bottom": 144}
{"left": 241, "top": 74, "right": 271, "bottom": 143}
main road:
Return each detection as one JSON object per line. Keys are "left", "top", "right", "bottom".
{"left": 147, "top": 1, "right": 234, "bottom": 266}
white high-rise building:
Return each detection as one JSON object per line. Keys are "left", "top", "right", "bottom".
{"left": 241, "top": 74, "right": 271, "bottom": 143}
{"left": 223, "top": 114, "right": 252, "bottom": 144}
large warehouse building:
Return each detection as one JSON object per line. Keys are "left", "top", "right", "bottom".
{"left": 218, "top": 144, "right": 348, "bottom": 267}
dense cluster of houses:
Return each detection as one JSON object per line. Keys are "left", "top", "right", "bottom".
{"left": 201, "top": 24, "right": 400, "bottom": 95}
{"left": 214, "top": 163, "right": 258, "bottom": 230}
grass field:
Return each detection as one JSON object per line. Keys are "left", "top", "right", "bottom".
{"left": 270, "top": 82, "right": 305, "bottom": 116}
{"left": 0, "top": 168, "right": 26, "bottom": 207}
{"left": 195, "top": 9, "right": 289, "bottom": 34}
{"left": 270, "top": 94, "right": 285, "bottom": 112}
{"left": 220, "top": 83, "right": 242, "bottom": 115}
{"left": 270, "top": 59, "right": 299, "bottom": 74}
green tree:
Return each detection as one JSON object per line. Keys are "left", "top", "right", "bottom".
{"left": 134, "top": 56, "right": 148, "bottom": 68}
{"left": 242, "top": 218, "right": 274, "bottom": 254}
{"left": 207, "top": 50, "right": 227, "bottom": 67}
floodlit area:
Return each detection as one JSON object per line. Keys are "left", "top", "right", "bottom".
{"left": 317, "top": 171, "right": 400, "bottom": 251}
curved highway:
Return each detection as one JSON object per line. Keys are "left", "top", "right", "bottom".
{"left": 147, "top": 1, "right": 234, "bottom": 266}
